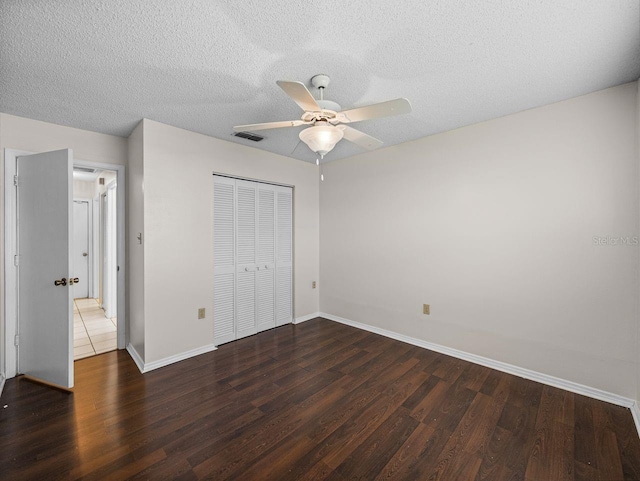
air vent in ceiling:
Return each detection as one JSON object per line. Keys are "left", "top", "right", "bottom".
{"left": 233, "top": 131, "right": 264, "bottom": 142}
{"left": 73, "top": 166, "right": 99, "bottom": 173}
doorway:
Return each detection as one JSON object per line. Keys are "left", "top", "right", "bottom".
{"left": 3, "top": 149, "right": 126, "bottom": 384}
{"left": 72, "top": 168, "right": 119, "bottom": 360}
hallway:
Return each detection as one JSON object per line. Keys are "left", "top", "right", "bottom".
{"left": 73, "top": 298, "right": 117, "bottom": 359}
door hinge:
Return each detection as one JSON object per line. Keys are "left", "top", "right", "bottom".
{"left": 13, "top": 255, "right": 19, "bottom": 266}
{"left": 14, "top": 335, "right": 19, "bottom": 346}
{"left": 13, "top": 175, "right": 18, "bottom": 186}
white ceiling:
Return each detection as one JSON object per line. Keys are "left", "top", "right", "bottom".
{"left": 1, "top": 1, "right": 639, "bottom": 163}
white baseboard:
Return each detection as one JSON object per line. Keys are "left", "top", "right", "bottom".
{"left": 631, "top": 403, "right": 640, "bottom": 440}
{"left": 126, "top": 342, "right": 217, "bottom": 373}
{"left": 0, "top": 373, "right": 5, "bottom": 397}
{"left": 126, "top": 344, "right": 145, "bottom": 373}
{"left": 294, "top": 312, "right": 321, "bottom": 324}
{"left": 319, "top": 312, "right": 636, "bottom": 410}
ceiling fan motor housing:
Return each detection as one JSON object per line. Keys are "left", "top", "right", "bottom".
{"left": 311, "top": 74, "right": 331, "bottom": 90}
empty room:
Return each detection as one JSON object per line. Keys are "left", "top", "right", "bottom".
{"left": 1, "top": 1, "right": 640, "bottom": 480}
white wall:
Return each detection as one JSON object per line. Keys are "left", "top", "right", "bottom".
{"left": 0, "top": 113, "right": 127, "bottom": 167}
{"left": 127, "top": 121, "right": 145, "bottom": 357}
{"left": 0, "top": 113, "right": 128, "bottom": 378}
{"left": 73, "top": 180, "right": 95, "bottom": 199}
{"left": 140, "top": 120, "right": 319, "bottom": 363}
{"left": 320, "top": 82, "right": 639, "bottom": 399}
{"left": 95, "top": 171, "right": 117, "bottom": 195}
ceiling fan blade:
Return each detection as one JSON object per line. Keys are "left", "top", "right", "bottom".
{"left": 337, "top": 98, "right": 412, "bottom": 123}
{"left": 234, "top": 120, "right": 308, "bottom": 132}
{"left": 276, "top": 80, "right": 321, "bottom": 112}
{"left": 338, "top": 125, "right": 384, "bottom": 151}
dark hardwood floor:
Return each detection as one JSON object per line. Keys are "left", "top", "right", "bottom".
{"left": 1, "top": 318, "right": 640, "bottom": 480}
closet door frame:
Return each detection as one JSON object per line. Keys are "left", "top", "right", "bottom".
{"left": 213, "top": 174, "right": 294, "bottom": 346}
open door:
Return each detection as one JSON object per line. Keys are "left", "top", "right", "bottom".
{"left": 17, "top": 149, "right": 74, "bottom": 389}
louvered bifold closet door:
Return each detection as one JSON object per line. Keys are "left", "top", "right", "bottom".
{"left": 213, "top": 177, "right": 236, "bottom": 345}
{"left": 256, "top": 186, "right": 276, "bottom": 332}
{"left": 214, "top": 176, "right": 293, "bottom": 346}
{"left": 236, "top": 180, "right": 259, "bottom": 340}
{"left": 275, "top": 186, "right": 293, "bottom": 326}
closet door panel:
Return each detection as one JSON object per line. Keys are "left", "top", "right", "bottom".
{"left": 235, "top": 181, "right": 258, "bottom": 339}
{"left": 214, "top": 181, "right": 235, "bottom": 269}
{"left": 276, "top": 266, "right": 292, "bottom": 326}
{"left": 256, "top": 268, "right": 275, "bottom": 331}
{"left": 213, "top": 178, "right": 236, "bottom": 345}
{"left": 276, "top": 188, "right": 293, "bottom": 326}
{"left": 236, "top": 270, "right": 257, "bottom": 339}
{"left": 236, "top": 184, "right": 256, "bottom": 267}
{"left": 257, "top": 188, "right": 275, "bottom": 265}
{"left": 213, "top": 273, "right": 235, "bottom": 344}
{"left": 256, "top": 187, "right": 276, "bottom": 331}
{"left": 213, "top": 177, "right": 236, "bottom": 345}
{"left": 276, "top": 189, "right": 292, "bottom": 265}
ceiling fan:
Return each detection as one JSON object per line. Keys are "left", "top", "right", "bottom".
{"left": 233, "top": 74, "right": 412, "bottom": 161}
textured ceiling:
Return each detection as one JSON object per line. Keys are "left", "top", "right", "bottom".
{"left": 1, "top": 1, "right": 639, "bottom": 163}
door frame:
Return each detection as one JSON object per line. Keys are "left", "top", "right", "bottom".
{"left": 3, "top": 149, "right": 127, "bottom": 379}
{"left": 102, "top": 181, "right": 118, "bottom": 318}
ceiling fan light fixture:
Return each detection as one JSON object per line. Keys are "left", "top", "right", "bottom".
{"left": 299, "top": 123, "right": 344, "bottom": 156}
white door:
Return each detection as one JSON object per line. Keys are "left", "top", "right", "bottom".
{"left": 256, "top": 186, "right": 276, "bottom": 332}
{"left": 275, "top": 187, "right": 293, "bottom": 326}
{"left": 17, "top": 149, "right": 74, "bottom": 389}
{"left": 213, "top": 177, "right": 236, "bottom": 345}
{"left": 236, "top": 180, "right": 258, "bottom": 340}
{"left": 72, "top": 200, "right": 89, "bottom": 298}
{"left": 213, "top": 176, "right": 292, "bottom": 345}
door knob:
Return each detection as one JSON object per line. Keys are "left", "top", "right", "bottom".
{"left": 54, "top": 278, "right": 67, "bottom": 286}
{"left": 69, "top": 278, "right": 80, "bottom": 285}
{"left": 82, "top": 253, "right": 88, "bottom": 257}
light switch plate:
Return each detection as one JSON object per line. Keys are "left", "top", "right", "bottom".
{"left": 198, "top": 308, "right": 206, "bottom": 319}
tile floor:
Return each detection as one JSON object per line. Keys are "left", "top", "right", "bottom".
{"left": 73, "top": 298, "right": 118, "bottom": 360}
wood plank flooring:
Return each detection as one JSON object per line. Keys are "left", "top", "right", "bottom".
{"left": 1, "top": 318, "right": 640, "bottom": 480}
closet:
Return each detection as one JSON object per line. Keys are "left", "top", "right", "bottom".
{"left": 213, "top": 175, "right": 292, "bottom": 345}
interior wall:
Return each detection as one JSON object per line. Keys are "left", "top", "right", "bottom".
{"left": 0, "top": 113, "right": 128, "bottom": 377}
{"left": 73, "top": 180, "right": 96, "bottom": 199}
{"left": 141, "top": 119, "right": 320, "bottom": 363}
{"left": 95, "top": 171, "right": 117, "bottom": 195}
{"left": 127, "top": 121, "right": 144, "bottom": 357}
{"left": 320, "top": 82, "right": 639, "bottom": 399}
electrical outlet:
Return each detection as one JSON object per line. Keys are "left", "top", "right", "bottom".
{"left": 312, "top": 281, "right": 317, "bottom": 289}
{"left": 423, "top": 304, "right": 430, "bottom": 315}
{"left": 198, "top": 308, "right": 206, "bottom": 319}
